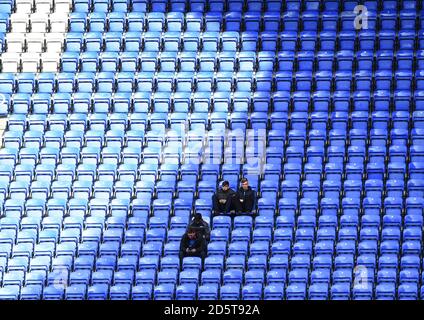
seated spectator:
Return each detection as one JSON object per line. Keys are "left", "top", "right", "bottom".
{"left": 235, "top": 178, "right": 257, "bottom": 216}
{"left": 212, "top": 180, "right": 236, "bottom": 216}
{"left": 179, "top": 227, "right": 207, "bottom": 266}
{"left": 189, "top": 213, "right": 210, "bottom": 241}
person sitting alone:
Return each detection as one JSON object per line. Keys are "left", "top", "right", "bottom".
{"left": 235, "top": 178, "right": 257, "bottom": 216}
{"left": 189, "top": 213, "right": 211, "bottom": 242}
{"left": 212, "top": 180, "right": 236, "bottom": 216}
{"left": 179, "top": 227, "right": 207, "bottom": 267}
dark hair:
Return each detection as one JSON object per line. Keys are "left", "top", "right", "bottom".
{"left": 241, "top": 178, "right": 249, "bottom": 184}
{"left": 222, "top": 181, "right": 230, "bottom": 187}
{"left": 194, "top": 213, "right": 202, "bottom": 220}
{"left": 187, "top": 227, "right": 197, "bottom": 234}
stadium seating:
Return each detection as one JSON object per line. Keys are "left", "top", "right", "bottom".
{"left": 0, "top": 0, "right": 423, "bottom": 300}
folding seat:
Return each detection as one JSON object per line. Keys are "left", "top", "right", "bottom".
{"left": 379, "top": 10, "right": 398, "bottom": 32}
{"left": 179, "top": 269, "right": 200, "bottom": 287}
{"left": 412, "top": 128, "right": 424, "bottom": 146}
{"left": 249, "top": 240, "right": 271, "bottom": 256}
{"left": 194, "top": 9, "right": 218, "bottom": 32}
{"left": 355, "top": 253, "right": 377, "bottom": 270}
{"left": 332, "top": 91, "right": 351, "bottom": 112}
{"left": 11, "top": 93, "right": 33, "bottom": 115}
{"left": 141, "top": 31, "right": 161, "bottom": 52}
{"left": 1, "top": 52, "right": 21, "bottom": 73}
{"left": 0, "top": 9, "right": 8, "bottom": 31}
{"left": 308, "top": 283, "right": 329, "bottom": 300}
{"left": 397, "top": 51, "right": 414, "bottom": 72}
{"left": 375, "top": 52, "right": 393, "bottom": 73}
{"left": 241, "top": 283, "right": 263, "bottom": 300}
{"left": 14, "top": 147, "right": 36, "bottom": 168}
{"left": 130, "top": 284, "right": 152, "bottom": 300}
{"left": 85, "top": 284, "right": 111, "bottom": 300}
{"left": 88, "top": 12, "right": 107, "bottom": 32}
{"left": 129, "top": 92, "right": 150, "bottom": 114}
{"left": 398, "top": 284, "right": 419, "bottom": 300}
{"left": 352, "top": 70, "right": 373, "bottom": 91}
{"left": 404, "top": 215, "right": 423, "bottom": 229}
{"left": 217, "top": 283, "right": 241, "bottom": 300}
{"left": 400, "top": 269, "right": 420, "bottom": 285}
{"left": 292, "top": 240, "right": 313, "bottom": 256}
{"left": 352, "top": 52, "right": 373, "bottom": 74}
{"left": 0, "top": 77, "right": 15, "bottom": 105}
{"left": 336, "top": 51, "right": 355, "bottom": 72}
{"left": 116, "top": 52, "right": 138, "bottom": 72}
{"left": 312, "top": 71, "right": 333, "bottom": 95}
{"left": 197, "top": 283, "right": 219, "bottom": 300}
{"left": 329, "top": 283, "right": 351, "bottom": 300}
{"left": 400, "top": 255, "right": 421, "bottom": 270}
{"left": 376, "top": 266, "right": 398, "bottom": 285}
{"left": 161, "top": 32, "right": 181, "bottom": 52}
{"left": 285, "top": 283, "right": 307, "bottom": 300}
{"left": 83, "top": 32, "right": 104, "bottom": 53}
{"left": 114, "top": 72, "right": 135, "bottom": 93}
{"left": 154, "top": 75, "right": 174, "bottom": 95}
{"left": 145, "top": 0, "right": 167, "bottom": 11}
{"left": 224, "top": 12, "right": 242, "bottom": 32}
{"left": 315, "top": 31, "right": 336, "bottom": 55}
{"left": 298, "top": 31, "right": 317, "bottom": 51}
{"left": 411, "top": 145, "right": 424, "bottom": 164}
{"left": 403, "top": 227, "right": 423, "bottom": 242}
{"left": 273, "top": 53, "right": 295, "bottom": 78}
{"left": 394, "top": 70, "right": 414, "bottom": 91}
{"left": 145, "top": 12, "right": 165, "bottom": 32}
{"left": 55, "top": 74, "right": 76, "bottom": 96}
{"left": 353, "top": 91, "right": 371, "bottom": 111}
{"left": 64, "top": 284, "right": 89, "bottom": 300}
{"left": 105, "top": 12, "right": 125, "bottom": 33}
{"left": 376, "top": 283, "right": 396, "bottom": 300}
{"left": 295, "top": 52, "right": 315, "bottom": 73}
{"left": 212, "top": 72, "right": 234, "bottom": 94}
{"left": 398, "top": 30, "right": 416, "bottom": 52}
{"left": 313, "top": 53, "right": 332, "bottom": 75}
{"left": 356, "top": 30, "right": 375, "bottom": 51}
{"left": 175, "top": 283, "right": 197, "bottom": 301}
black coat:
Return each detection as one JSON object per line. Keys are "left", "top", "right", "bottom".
{"left": 235, "top": 186, "right": 257, "bottom": 212}
{"left": 179, "top": 233, "right": 207, "bottom": 256}
{"left": 215, "top": 188, "right": 236, "bottom": 203}
{"left": 189, "top": 219, "right": 211, "bottom": 241}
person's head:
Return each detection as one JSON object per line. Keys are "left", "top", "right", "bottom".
{"left": 221, "top": 181, "right": 230, "bottom": 192}
{"left": 187, "top": 227, "right": 197, "bottom": 239}
{"left": 194, "top": 213, "right": 203, "bottom": 223}
{"left": 241, "top": 178, "right": 249, "bottom": 190}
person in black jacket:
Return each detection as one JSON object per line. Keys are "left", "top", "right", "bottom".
{"left": 235, "top": 178, "right": 257, "bottom": 216}
{"left": 189, "top": 213, "right": 210, "bottom": 242}
{"left": 179, "top": 227, "right": 207, "bottom": 267}
{"left": 212, "top": 181, "right": 236, "bottom": 216}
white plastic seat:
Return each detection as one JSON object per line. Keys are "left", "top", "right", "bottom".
{"left": 41, "top": 52, "right": 60, "bottom": 72}
{"left": 30, "top": 13, "right": 48, "bottom": 32}
{"left": 54, "top": 0, "right": 72, "bottom": 12}
{"left": 6, "top": 34, "right": 25, "bottom": 53}
{"left": 10, "top": 14, "right": 30, "bottom": 33}
{"left": 49, "top": 13, "right": 68, "bottom": 33}
{"left": 15, "top": 0, "right": 33, "bottom": 13}
{"left": 26, "top": 33, "right": 45, "bottom": 53}
{"left": 21, "top": 53, "right": 40, "bottom": 72}
{"left": 45, "top": 33, "right": 64, "bottom": 52}
{"left": 1, "top": 53, "right": 21, "bottom": 72}
{"left": 34, "top": 0, "right": 53, "bottom": 13}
